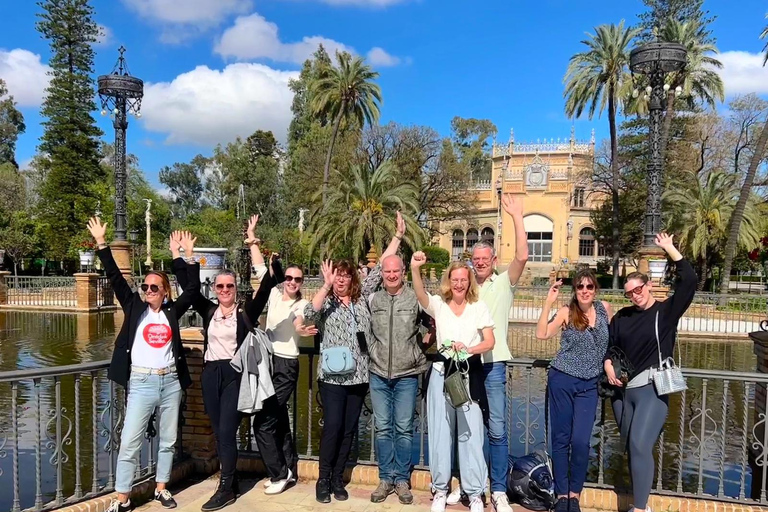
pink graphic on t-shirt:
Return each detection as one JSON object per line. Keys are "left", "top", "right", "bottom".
{"left": 143, "top": 324, "right": 172, "bottom": 348}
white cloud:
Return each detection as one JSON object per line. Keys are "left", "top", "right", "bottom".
{"left": 315, "top": 0, "right": 409, "bottom": 6}
{"left": 97, "top": 24, "right": 113, "bottom": 45}
{"left": 367, "top": 47, "right": 401, "bottom": 67}
{"left": 719, "top": 50, "right": 768, "bottom": 95}
{"left": 121, "top": 0, "right": 253, "bottom": 43}
{"left": 0, "top": 48, "right": 51, "bottom": 107}
{"left": 214, "top": 13, "right": 354, "bottom": 63}
{"left": 140, "top": 62, "right": 298, "bottom": 146}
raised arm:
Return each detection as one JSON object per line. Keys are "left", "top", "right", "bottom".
{"left": 243, "top": 215, "right": 268, "bottom": 286}
{"left": 409, "top": 251, "right": 430, "bottom": 310}
{"left": 655, "top": 233, "right": 696, "bottom": 320}
{"left": 88, "top": 217, "right": 133, "bottom": 308}
{"left": 172, "top": 231, "right": 201, "bottom": 315}
{"left": 245, "top": 254, "right": 284, "bottom": 323}
{"left": 170, "top": 231, "right": 214, "bottom": 313}
{"left": 380, "top": 211, "right": 407, "bottom": 261}
{"left": 310, "top": 260, "right": 336, "bottom": 313}
{"left": 501, "top": 194, "right": 528, "bottom": 286}
{"left": 535, "top": 279, "right": 568, "bottom": 339}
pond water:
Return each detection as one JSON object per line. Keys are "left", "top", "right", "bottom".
{"left": 0, "top": 311, "right": 762, "bottom": 511}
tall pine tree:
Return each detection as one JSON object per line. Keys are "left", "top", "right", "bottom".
{"left": 636, "top": 0, "right": 716, "bottom": 44}
{"left": 36, "top": 0, "right": 103, "bottom": 260}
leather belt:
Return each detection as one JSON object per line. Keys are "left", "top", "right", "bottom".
{"left": 131, "top": 364, "right": 177, "bottom": 376}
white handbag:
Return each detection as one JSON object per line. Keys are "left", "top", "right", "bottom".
{"left": 651, "top": 311, "right": 687, "bottom": 395}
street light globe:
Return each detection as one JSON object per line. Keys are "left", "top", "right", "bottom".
{"left": 101, "top": 109, "right": 107, "bottom": 116}
{"left": 632, "top": 89, "right": 639, "bottom": 98}
{"left": 136, "top": 112, "right": 142, "bottom": 118}
{"left": 675, "top": 85, "right": 683, "bottom": 96}
{"left": 645, "top": 85, "right": 652, "bottom": 95}
{"left": 663, "top": 83, "right": 670, "bottom": 92}
{"left": 112, "top": 107, "right": 119, "bottom": 115}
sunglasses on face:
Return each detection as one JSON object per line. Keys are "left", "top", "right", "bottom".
{"left": 284, "top": 276, "right": 304, "bottom": 284}
{"left": 216, "top": 283, "right": 236, "bottom": 290}
{"left": 624, "top": 284, "right": 646, "bottom": 298}
{"left": 337, "top": 274, "right": 353, "bottom": 281}
{"left": 576, "top": 283, "right": 595, "bottom": 291}
{"left": 141, "top": 284, "right": 162, "bottom": 293}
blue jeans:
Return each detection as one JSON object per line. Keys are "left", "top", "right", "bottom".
{"left": 115, "top": 371, "right": 182, "bottom": 494}
{"left": 369, "top": 373, "right": 419, "bottom": 484}
{"left": 483, "top": 362, "right": 508, "bottom": 494}
{"left": 548, "top": 368, "right": 599, "bottom": 496}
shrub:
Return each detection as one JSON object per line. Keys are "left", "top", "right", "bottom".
{"left": 422, "top": 246, "right": 450, "bottom": 267}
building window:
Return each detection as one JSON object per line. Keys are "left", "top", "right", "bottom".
{"left": 466, "top": 229, "right": 479, "bottom": 250}
{"left": 452, "top": 229, "right": 464, "bottom": 260}
{"left": 598, "top": 242, "right": 607, "bottom": 257}
{"left": 481, "top": 227, "right": 494, "bottom": 245}
{"left": 527, "top": 232, "right": 553, "bottom": 262}
{"left": 572, "top": 187, "right": 585, "bottom": 208}
{"left": 579, "top": 227, "right": 596, "bottom": 257}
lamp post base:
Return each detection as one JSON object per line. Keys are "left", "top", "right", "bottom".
{"left": 110, "top": 240, "right": 134, "bottom": 285}
{"left": 638, "top": 244, "right": 669, "bottom": 298}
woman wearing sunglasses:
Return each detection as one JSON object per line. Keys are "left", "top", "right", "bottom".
{"left": 604, "top": 233, "right": 696, "bottom": 512}
{"left": 87, "top": 218, "right": 201, "bottom": 512}
{"left": 260, "top": 264, "right": 317, "bottom": 494}
{"left": 171, "top": 215, "right": 285, "bottom": 511}
{"left": 536, "top": 269, "right": 612, "bottom": 512}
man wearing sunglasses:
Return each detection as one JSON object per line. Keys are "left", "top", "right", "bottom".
{"left": 447, "top": 194, "right": 528, "bottom": 512}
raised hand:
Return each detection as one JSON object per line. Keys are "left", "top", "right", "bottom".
{"left": 396, "top": 211, "right": 406, "bottom": 238}
{"left": 654, "top": 232, "right": 675, "bottom": 251}
{"left": 411, "top": 251, "right": 427, "bottom": 269}
{"left": 296, "top": 322, "right": 319, "bottom": 337}
{"left": 179, "top": 231, "right": 197, "bottom": 257}
{"left": 546, "top": 279, "right": 563, "bottom": 306}
{"left": 169, "top": 231, "right": 182, "bottom": 253}
{"left": 246, "top": 214, "right": 260, "bottom": 245}
{"left": 501, "top": 194, "right": 523, "bottom": 217}
{"left": 321, "top": 259, "right": 336, "bottom": 288}
{"left": 87, "top": 217, "right": 107, "bottom": 245}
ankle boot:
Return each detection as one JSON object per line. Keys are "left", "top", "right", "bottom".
{"left": 331, "top": 476, "right": 348, "bottom": 501}
{"left": 316, "top": 478, "right": 331, "bottom": 504}
{"left": 201, "top": 475, "right": 236, "bottom": 512}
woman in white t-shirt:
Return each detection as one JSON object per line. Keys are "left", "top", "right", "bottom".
{"left": 262, "top": 264, "right": 317, "bottom": 489}
{"left": 410, "top": 252, "right": 495, "bottom": 512}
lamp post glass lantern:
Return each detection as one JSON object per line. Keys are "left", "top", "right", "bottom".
{"left": 629, "top": 41, "right": 687, "bottom": 250}
{"left": 98, "top": 46, "right": 143, "bottom": 242}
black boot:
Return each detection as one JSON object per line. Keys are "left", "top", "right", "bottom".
{"left": 201, "top": 475, "right": 236, "bottom": 512}
{"left": 331, "top": 476, "right": 348, "bottom": 501}
{"left": 316, "top": 478, "right": 331, "bottom": 504}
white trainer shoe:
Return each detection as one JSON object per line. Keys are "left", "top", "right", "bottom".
{"left": 469, "top": 495, "right": 485, "bottom": 512}
{"left": 446, "top": 487, "right": 464, "bottom": 505}
{"left": 491, "top": 492, "right": 512, "bottom": 512}
{"left": 431, "top": 491, "right": 448, "bottom": 512}
{"left": 264, "top": 469, "right": 293, "bottom": 495}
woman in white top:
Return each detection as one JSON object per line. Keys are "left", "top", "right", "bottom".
{"left": 262, "top": 264, "right": 317, "bottom": 491}
{"left": 410, "top": 252, "right": 495, "bottom": 512}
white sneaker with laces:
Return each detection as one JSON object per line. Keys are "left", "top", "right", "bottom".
{"left": 107, "top": 499, "right": 131, "bottom": 512}
{"left": 446, "top": 487, "right": 464, "bottom": 505}
{"left": 431, "top": 491, "right": 448, "bottom": 512}
{"left": 469, "top": 496, "right": 484, "bottom": 512}
{"left": 492, "top": 492, "right": 512, "bottom": 512}
{"left": 264, "top": 469, "right": 293, "bottom": 495}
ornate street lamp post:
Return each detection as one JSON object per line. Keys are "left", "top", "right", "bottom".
{"left": 97, "top": 46, "right": 143, "bottom": 279}
{"left": 629, "top": 40, "right": 686, "bottom": 277}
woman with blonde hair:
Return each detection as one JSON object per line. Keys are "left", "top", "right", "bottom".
{"left": 410, "top": 253, "right": 495, "bottom": 512}
{"left": 536, "top": 269, "right": 613, "bottom": 512}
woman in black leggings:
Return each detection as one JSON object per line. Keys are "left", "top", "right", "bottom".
{"left": 604, "top": 233, "right": 696, "bottom": 512}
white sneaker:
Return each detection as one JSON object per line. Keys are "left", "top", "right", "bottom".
{"left": 469, "top": 496, "right": 484, "bottom": 512}
{"left": 264, "top": 469, "right": 293, "bottom": 495}
{"left": 446, "top": 487, "right": 464, "bottom": 505}
{"left": 491, "top": 492, "right": 512, "bottom": 512}
{"left": 106, "top": 499, "right": 131, "bottom": 512}
{"left": 431, "top": 491, "right": 448, "bottom": 512}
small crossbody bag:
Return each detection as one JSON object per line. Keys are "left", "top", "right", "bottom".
{"left": 651, "top": 311, "right": 687, "bottom": 395}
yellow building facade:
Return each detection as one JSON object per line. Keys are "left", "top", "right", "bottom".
{"left": 433, "top": 128, "right": 604, "bottom": 281}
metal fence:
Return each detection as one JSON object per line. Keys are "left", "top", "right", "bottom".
{"left": 0, "top": 363, "right": 184, "bottom": 512}
{"left": 5, "top": 277, "right": 77, "bottom": 308}
{"left": 96, "top": 278, "right": 114, "bottom": 308}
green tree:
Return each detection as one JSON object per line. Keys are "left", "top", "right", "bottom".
{"left": 310, "top": 52, "right": 382, "bottom": 201}
{"left": 0, "top": 211, "right": 38, "bottom": 275}
{"left": 636, "top": 0, "right": 715, "bottom": 44}
{"left": 36, "top": 0, "right": 104, "bottom": 260}
{"left": 0, "top": 79, "right": 25, "bottom": 168}
{"left": 762, "top": 12, "right": 768, "bottom": 65}
{"left": 450, "top": 116, "right": 497, "bottom": 182}
{"left": 664, "top": 171, "right": 761, "bottom": 290}
{"left": 564, "top": 21, "right": 639, "bottom": 288}
{"left": 158, "top": 155, "right": 209, "bottom": 217}
{"left": 0, "top": 163, "right": 27, "bottom": 228}
{"left": 308, "top": 161, "right": 423, "bottom": 261}
{"left": 288, "top": 45, "right": 332, "bottom": 150}
{"left": 657, "top": 18, "right": 724, "bottom": 159}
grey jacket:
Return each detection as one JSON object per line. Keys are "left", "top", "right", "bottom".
{"left": 230, "top": 328, "right": 275, "bottom": 413}
{"left": 368, "top": 286, "right": 430, "bottom": 380}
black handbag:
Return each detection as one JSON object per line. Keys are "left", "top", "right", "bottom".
{"left": 598, "top": 346, "right": 633, "bottom": 398}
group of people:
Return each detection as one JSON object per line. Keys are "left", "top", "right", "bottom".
{"left": 89, "top": 192, "right": 695, "bottom": 512}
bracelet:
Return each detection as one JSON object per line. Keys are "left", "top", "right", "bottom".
{"left": 185, "top": 257, "right": 196, "bottom": 264}
{"left": 97, "top": 243, "right": 108, "bottom": 250}
{"left": 395, "top": 234, "right": 403, "bottom": 240}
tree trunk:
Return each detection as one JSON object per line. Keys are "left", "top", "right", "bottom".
{"left": 608, "top": 86, "right": 621, "bottom": 289}
{"left": 719, "top": 120, "right": 768, "bottom": 295}
{"left": 660, "top": 90, "right": 676, "bottom": 163}
{"left": 697, "top": 255, "right": 708, "bottom": 291}
{"left": 322, "top": 101, "right": 346, "bottom": 204}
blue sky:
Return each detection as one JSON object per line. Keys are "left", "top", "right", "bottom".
{"left": 1, "top": 0, "right": 767, "bottom": 188}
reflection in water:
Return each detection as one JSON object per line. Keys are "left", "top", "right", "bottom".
{"left": 0, "top": 311, "right": 762, "bottom": 510}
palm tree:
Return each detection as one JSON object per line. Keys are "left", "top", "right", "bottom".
{"left": 762, "top": 12, "right": 768, "bottom": 65}
{"left": 308, "top": 161, "right": 423, "bottom": 262}
{"left": 310, "top": 52, "right": 382, "bottom": 203}
{"left": 658, "top": 19, "right": 724, "bottom": 159}
{"left": 564, "top": 21, "right": 638, "bottom": 288}
{"left": 664, "top": 171, "right": 761, "bottom": 290}
{"left": 719, "top": 17, "right": 768, "bottom": 294}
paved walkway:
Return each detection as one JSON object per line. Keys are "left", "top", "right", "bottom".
{"left": 134, "top": 476, "right": 488, "bottom": 512}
